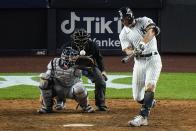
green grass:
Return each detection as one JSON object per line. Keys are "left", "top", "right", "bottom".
{"left": 0, "top": 85, "right": 39, "bottom": 99}
{"left": 110, "top": 73, "right": 196, "bottom": 100}
{"left": 0, "top": 77, "right": 6, "bottom": 81}
{"left": 0, "top": 85, "right": 131, "bottom": 100}
{"left": 112, "top": 77, "right": 132, "bottom": 85}
{"left": 156, "top": 73, "right": 196, "bottom": 99}
{"left": 82, "top": 76, "right": 89, "bottom": 84}
{"left": 0, "top": 73, "right": 39, "bottom": 76}
{"left": 31, "top": 77, "right": 40, "bottom": 82}
{"left": 0, "top": 73, "right": 196, "bottom": 100}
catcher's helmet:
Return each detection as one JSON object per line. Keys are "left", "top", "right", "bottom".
{"left": 118, "top": 7, "right": 134, "bottom": 23}
{"left": 61, "top": 47, "right": 78, "bottom": 67}
{"left": 71, "top": 28, "right": 90, "bottom": 50}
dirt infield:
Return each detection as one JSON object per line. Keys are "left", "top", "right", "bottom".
{"left": 0, "top": 54, "right": 196, "bottom": 130}
{"left": 1, "top": 54, "right": 196, "bottom": 72}
{"left": 0, "top": 99, "right": 196, "bottom": 131}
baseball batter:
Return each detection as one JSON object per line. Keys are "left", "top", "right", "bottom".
{"left": 37, "top": 47, "right": 94, "bottom": 113}
{"left": 118, "top": 7, "right": 162, "bottom": 126}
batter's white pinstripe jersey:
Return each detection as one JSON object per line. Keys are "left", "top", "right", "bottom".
{"left": 119, "top": 17, "right": 158, "bottom": 54}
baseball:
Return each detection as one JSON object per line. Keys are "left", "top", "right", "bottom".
{"left": 80, "top": 50, "right": 86, "bottom": 56}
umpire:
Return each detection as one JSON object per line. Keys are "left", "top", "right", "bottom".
{"left": 69, "top": 28, "right": 108, "bottom": 111}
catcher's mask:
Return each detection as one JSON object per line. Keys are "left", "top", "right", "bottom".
{"left": 118, "top": 7, "right": 134, "bottom": 25}
{"left": 61, "top": 47, "right": 79, "bottom": 67}
{"left": 71, "top": 28, "right": 90, "bottom": 51}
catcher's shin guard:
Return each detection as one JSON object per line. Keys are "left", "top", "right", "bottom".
{"left": 39, "top": 89, "right": 53, "bottom": 112}
{"left": 73, "top": 84, "right": 89, "bottom": 108}
{"left": 73, "top": 85, "right": 95, "bottom": 113}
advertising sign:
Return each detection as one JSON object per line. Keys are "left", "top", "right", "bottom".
{"left": 56, "top": 9, "right": 122, "bottom": 55}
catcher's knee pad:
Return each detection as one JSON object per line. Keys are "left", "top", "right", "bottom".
{"left": 39, "top": 79, "right": 50, "bottom": 90}
{"left": 74, "top": 87, "right": 88, "bottom": 107}
{"left": 72, "top": 82, "right": 88, "bottom": 107}
{"left": 73, "top": 85, "right": 87, "bottom": 99}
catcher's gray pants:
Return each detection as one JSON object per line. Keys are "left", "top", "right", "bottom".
{"left": 84, "top": 67, "right": 106, "bottom": 107}
{"left": 40, "top": 81, "right": 88, "bottom": 109}
{"left": 54, "top": 81, "right": 88, "bottom": 107}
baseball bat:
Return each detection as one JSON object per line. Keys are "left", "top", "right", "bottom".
{"left": 121, "top": 54, "right": 134, "bottom": 63}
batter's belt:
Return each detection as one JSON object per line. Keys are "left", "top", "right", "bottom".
{"left": 137, "top": 52, "right": 158, "bottom": 58}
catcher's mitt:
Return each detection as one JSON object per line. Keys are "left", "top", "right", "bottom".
{"left": 75, "top": 56, "right": 95, "bottom": 70}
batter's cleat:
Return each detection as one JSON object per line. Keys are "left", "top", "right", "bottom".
{"left": 37, "top": 107, "right": 53, "bottom": 114}
{"left": 128, "top": 115, "right": 148, "bottom": 127}
{"left": 82, "top": 105, "right": 95, "bottom": 113}
{"left": 96, "top": 105, "right": 109, "bottom": 111}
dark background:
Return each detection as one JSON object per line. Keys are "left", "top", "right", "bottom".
{"left": 0, "top": 0, "right": 195, "bottom": 55}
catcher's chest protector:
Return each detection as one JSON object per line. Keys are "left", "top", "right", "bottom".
{"left": 51, "top": 58, "right": 81, "bottom": 87}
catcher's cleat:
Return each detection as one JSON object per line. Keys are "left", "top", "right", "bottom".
{"left": 55, "top": 104, "right": 65, "bottom": 110}
{"left": 55, "top": 102, "right": 65, "bottom": 110}
{"left": 82, "top": 105, "right": 95, "bottom": 113}
{"left": 37, "top": 107, "right": 53, "bottom": 114}
{"left": 96, "top": 105, "right": 109, "bottom": 111}
{"left": 128, "top": 115, "right": 148, "bottom": 127}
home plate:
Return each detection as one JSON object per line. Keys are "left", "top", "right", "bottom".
{"left": 63, "top": 124, "right": 94, "bottom": 127}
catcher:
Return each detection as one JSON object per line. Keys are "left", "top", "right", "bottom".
{"left": 60, "top": 28, "right": 108, "bottom": 111}
{"left": 37, "top": 47, "right": 94, "bottom": 113}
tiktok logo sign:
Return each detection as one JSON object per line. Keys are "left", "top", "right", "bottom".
{"left": 61, "top": 12, "right": 122, "bottom": 34}
{"left": 61, "top": 12, "right": 80, "bottom": 34}
{"left": 59, "top": 11, "right": 123, "bottom": 51}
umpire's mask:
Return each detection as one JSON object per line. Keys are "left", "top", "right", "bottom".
{"left": 71, "top": 28, "right": 90, "bottom": 51}
{"left": 61, "top": 47, "right": 79, "bottom": 68}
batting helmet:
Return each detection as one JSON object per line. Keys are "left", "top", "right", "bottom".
{"left": 118, "top": 7, "right": 134, "bottom": 23}
{"left": 71, "top": 28, "right": 90, "bottom": 51}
